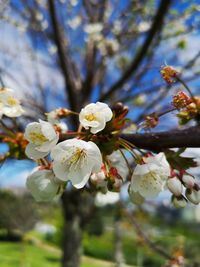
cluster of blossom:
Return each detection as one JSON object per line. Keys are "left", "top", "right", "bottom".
{"left": 20, "top": 100, "right": 199, "bottom": 207}
{"left": 84, "top": 23, "right": 119, "bottom": 57}
{"left": 172, "top": 91, "right": 192, "bottom": 110}
{"left": 0, "top": 85, "right": 199, "bottom": 207}
{"left": 177, "top": 96, "right": 200, "bottom": 125}
{"left": 167, "top": 173, "right": 200, "bottom": 208}
{"left": 24, "top": 102, "right": 128, "bottom": 201}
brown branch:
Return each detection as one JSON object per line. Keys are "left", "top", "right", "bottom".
{"left": 100, "top": 0, "right": 172, "bottom": 101}
{"left": 121, "top": 126, "right": 200, "bottom": 150}
{"left": 122, "top": 207, "right": 174, "bottom": 261}
{"left": 135, "top": 88, "right": 169, "bottom": 123}
{"left": 47, "top": 0, "right": 80, "bottom": 118}
{"left": 60, "top": 126, "right": 200, "bottom": 150}
{"left": 82, "top": 0, "right": 107, "bottom": 103}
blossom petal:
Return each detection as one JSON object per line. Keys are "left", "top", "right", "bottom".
{"left": 25, "top": 143, "right": 49, "bottom": 160}
{"left": 39, "top": 119, "right": 57, "bottom": 140}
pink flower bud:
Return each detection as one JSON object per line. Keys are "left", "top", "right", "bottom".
{"left": 182, "top": 175, "right": 195, "bottom": 189}
{"left": 167, "top": 177, "right": 183, "bottom": 196}
{"left": 186, "top": 188, "right": 200, "bottom": 205}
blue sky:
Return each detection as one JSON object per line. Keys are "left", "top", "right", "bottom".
{"left": 0, "top": 159, "right": 36, "bottom": 187}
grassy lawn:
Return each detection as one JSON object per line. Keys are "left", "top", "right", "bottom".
{"left": 0, "top": 242, "right": 133, "bottom": 267}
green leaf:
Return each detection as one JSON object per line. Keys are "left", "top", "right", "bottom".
{"left": 165, "top": 149, "right": 197, "bottom": 170}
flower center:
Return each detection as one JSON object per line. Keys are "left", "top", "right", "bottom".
{"left": 68, "top": 148, "right": 86, "bottom": 169}
{"left": 85, "top": 113, "right": 97, "bottom": 121}
{"left": 6, "top": 96, "right": 18, "bottom": 106}
{"left": 29, "top": 132, "right": 48, "bottom": 145}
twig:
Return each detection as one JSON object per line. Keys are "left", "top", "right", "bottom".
{"left": 122, "top": 206, "right": 174, "bottom": 261}
{"left": 100, "top": 0, "right": 172, "bottom": 101}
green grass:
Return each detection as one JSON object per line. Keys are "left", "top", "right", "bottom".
{"left": 0, "top": 241, "right": 133, "bottom": 267}
{"left": 3, "top": 217, "right": 200, "bottom": 267}
{"left": 0, "top": 242, "right": 60, "bottom": 267}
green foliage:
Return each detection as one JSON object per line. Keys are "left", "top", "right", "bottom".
{"left": 0, "top": 242, "right": 60, "bottom": 267}
{"left": 83, "top": 232, "right": 114, "bottom": 261}
{"left": 83, "top": 230, "right": 165, "bottom": 266}
{"left": 0, "top": 242, "right": 131, "bottom": 267}
{"left": 84, "top": 209, "right": 104, "bottom": 236}
{"left": 165, "top": 149, "right": 197, "bottom": 170}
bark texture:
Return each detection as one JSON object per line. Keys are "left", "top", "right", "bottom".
{"left": 61, "top": 190, "right": 94, "bottom": 267}
{"left": 114, "top": 219, "right": 125, "bottom": 267}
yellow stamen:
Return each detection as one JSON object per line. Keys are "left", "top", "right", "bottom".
{"left": 29, "top": 132, "right": 48, "bottom": 144}
{"left": 7, "top": 96, "right": 18, "bottom": 106}
{"left": 85, "top": 113, "right": 96, "bottom": 121}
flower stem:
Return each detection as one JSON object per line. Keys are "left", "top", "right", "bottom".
{"left": 176, "top": 76, "right": 195, "bottom": 99}
{"left": 119, "top": 148, "right": 132, "bottom": 177}
{"left": 0, "top": 121, "right": 15, "bottom": 137}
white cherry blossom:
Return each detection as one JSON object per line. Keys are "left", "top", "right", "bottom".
{"left": 130, "top": 153, "right": 171, "bottom": 198}
{"left": 79, "top": 102, "right": 113, "bottom": 134}
{"left": 0, "top": 87, "right": 24, "bottom": 118}
{"left": 84, "top": 23, "right": 103, "bottom": 34}
{"left": 51, "top": 138, "right": 102, "bottom": 189}
{"left": 25, "top": 120, "right": 59, "bottom": 160}
{"left": 67, "top": 16, "right": 81, "bottom": 30}
{"left": 98, "top": 38, "right": 119, "bottom": 56}
{"left": 26, "top": 168, "right": 62, "bottom": 202}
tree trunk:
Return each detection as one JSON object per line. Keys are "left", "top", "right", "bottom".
{"left": 114, "top": 207, "right": 125, "bottom": 267}
{"left": 61, "top": 190, "right": 95, "bottom": 267}
{"left": 62, "top": 214, "right": 82, "bottom": 267}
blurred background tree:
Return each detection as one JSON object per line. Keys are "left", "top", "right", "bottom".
{"left": 0, "top": 190, "right": 38, "bottom": 240}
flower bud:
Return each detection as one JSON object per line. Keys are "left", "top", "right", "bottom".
{"left": 172, "top": 195, "right": 187, "bottom": 208}
{"left": 185, "top": 188, "right": 200, "bottom": 205}
{"left": 182, "top": 175, "right": 195, "bottom": 189}
{"left": 144, "top": 113, "right": 159, "bottom": 129}
{"left": 167, "top": 177, "right": 183, "bottom": 196}
{"left": 172, "top": 91, "right": 192, "bottom": 109}
{"left": 112, "top": 102, "right": 124, "bottom": 115}
{"left": 160, "top": 65, "right": 179, "bottom": 83}
{"left": 113, "top": 179, "right": 123, "bottom": 192}
{"left": 26, "top": 169, "right": 62, "bottom": 202}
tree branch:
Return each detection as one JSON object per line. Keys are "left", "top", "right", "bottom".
{"left": 122, "top": 207, "right": 174, "bottom": 261}
{"left": 100, "top": 0, "right": 172, "bottom": 101}
{"left": 48, "top": 0, "right": 80, "bottom": 118}
{"left": 121, "top": 126, "right": 200, "bottom": 150}
{"left": 82, "top": 0, "right": 107, "bottom": 103}
{"left": 60, "top": 126, "right": 200, "bottom": 150}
